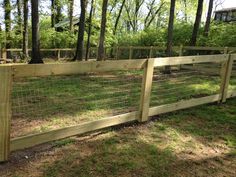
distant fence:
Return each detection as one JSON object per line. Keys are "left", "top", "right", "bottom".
{"left": 1, "top": 46, "right": 236, "bottom": 63}
{"left": 0, "top": 54, "right": 236, "bottom": 162}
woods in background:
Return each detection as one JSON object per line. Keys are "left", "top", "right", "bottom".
{"left": 0, "top": 0, "right": 234, "bottom": 63}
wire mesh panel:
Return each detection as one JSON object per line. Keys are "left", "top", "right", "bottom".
{"left": 11, "top": 70, "right": 143, "bottom": 138}
{"left": 150, "top": 63, "right": 222, "bottom": 107}
{"left": 229, "top": 59, "right": 236, "bottom": 92}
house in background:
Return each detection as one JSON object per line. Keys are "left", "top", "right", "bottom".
{"left": 214, "top": 7, "right": 236, "bottom": 22}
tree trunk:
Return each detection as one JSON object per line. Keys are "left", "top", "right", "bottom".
{"left": 85, "top": 0, "right": 95, "bottom": 60}
{"left": 51, "top": 0, "right": 55, "bottom": 28}
{"left": 4, "top": 0, "right": 11, "bottom": 58}
{"left": 16, "top": 0, "right": 22, "bottom": 35}
{"left": 69, "top": 0, "right": 74, "bottom": 31}
{"left": 55, "top": 0, "right": 63, "bottom": 32}
{"left": 184, "top": 0, "right": 187, "bottom": 22}
{"left": 190, "top": 0, "right": 204, "bottom": 46}
{"left": 113, "top": 0, "right": 125, "bottom": 35}
{"left": 204, "top": 0, "right": 214, "bottom": 37}
{"left": 97, "top": 0, "right": 108, "bottom": 61}
{"left": 74, "top": 0, "right": 87, "bottom": 61}
{"left": 165, "top": 0, "right": 176, "bottom": 74}
{"left": 23, "top": 0, "right": 29, "bottom": 58}
{"left": 29, "top": 0, "right": 43, "bottom": 64}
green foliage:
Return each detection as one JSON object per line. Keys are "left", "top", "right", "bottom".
{"left": 116, "top": 22, "right": 236, "bottom": 47}
{"left": 198, "top": 22, "right": 236, "bottom": 47}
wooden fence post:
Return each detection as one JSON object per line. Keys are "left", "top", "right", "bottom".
{"left": 224, "top": 47, "right": 228, "bottom": 54}
{"left": 57, "top": 49, "right": 61, "bottom": 60}
{"left": 220, "top": 54, "right": 234, "bottom": 102}
{"left": 0, "top": 43, "right": 2, "bottom": 59}
{"left": 149, "top": 46, "right": 153, "bottom": 58}
{"left": 0, "top": 66, "right": 12, "bottom": 162}
{"left": 116, "top": 46, "right": 120, "bottom": 60}
{"left": 129, "top": 46, "right": 133, "bottom": 60}
{"left": 179, "top": 45, "right": 183, "bottom": 56}
{"left": 2, "top": 48, "right": 7, "bottom": 63}
{"left": 139, "top": 59, "right": 154, "bottom": 122}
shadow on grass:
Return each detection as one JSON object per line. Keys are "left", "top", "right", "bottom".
{"left": 1, "top": 98, "right": 236, "bottom": 177}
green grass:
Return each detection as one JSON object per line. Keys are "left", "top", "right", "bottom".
{"left": 11, "top": 69, "right": 236, "bottom": 138}
{"left": 1, "top": 98, "right": 236, "bottom": 177}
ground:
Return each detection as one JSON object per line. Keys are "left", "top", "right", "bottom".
{"left": 1, "top": 98, "right": 236, "bottom": 177}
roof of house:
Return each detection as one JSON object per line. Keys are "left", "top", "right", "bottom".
{"left": 54, "top": 17, "right": 80, "bottom": 28}
{"left": 215, "top": 7, "right": 236, "bottom": 13}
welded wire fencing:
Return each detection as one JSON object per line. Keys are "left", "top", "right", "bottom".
{"left": 11, "top": 71, "right": 143, "bottom": 138}
{"left": 1, "top": 54, "right": 236, "bottom": 162}
{"left": 150, "top": 65, "right": 222, "bottom": 107}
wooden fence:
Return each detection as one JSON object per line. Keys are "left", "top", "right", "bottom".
{"left": 0, "top": 54, "right": 236, "bottom": 162}
{"left": 1, "top": 46, "right": 236, "bottom": 62}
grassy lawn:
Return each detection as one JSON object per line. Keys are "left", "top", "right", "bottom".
{"left": 11, "top": 68, "right": 236, "bottom": 138}
{"left": 1, "top": 97, "right": 236, "bottom": 177}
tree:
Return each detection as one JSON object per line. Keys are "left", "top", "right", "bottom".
{"left": 165, "top": 0, "right": 176, "bottom": 74}
{"left": 204, "top": 0, "right": 214, "bottom": 37}
{"left": 189, "top": 0, "right": 204, "bottom": 46}
{"left": 4, "top": 0, "right": 11, "bottom": 58}
{"left": 55, "top": 0, "right": 63, "bottom": 31}
{"left": 16, "top": 0, "right": 22, "bottom": 35}
{"left": 97, "top": 0, "right": 109, "bottom": 61}
{"left": 166, "top": 0, "right": 175, "bottom": 57}
{"left": 144, "top": 0, "right": 165, "bottom": 29}
{"left": 125, "top": 0, "right": 145, "bottom": 32}
{"left": 51, "top": 0, "right": 55, "bottom": 28}
{"left": 23, "top": 0, "right": 29, "bottom": 58}
{"left": 113, "top": 0, "right": 126, "bottom": 35}
{"left": 68, "top": 0, "right": 74, "bottom": 31}
{"left": 29, "top": 0, "right": 43, "bottom": 64}
{"left": 85, "top": 0, "right": 95, "bottom": 60}
{"left": 74, "top": 0, "right": 87, "bottom": 61}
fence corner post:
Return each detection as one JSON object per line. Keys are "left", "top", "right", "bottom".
{"left": 220, "top": 54, "right": 234, "bottom": 103}
{"left": 0, "top": 66, "right": 12, "bottom": 162}
{"left": 139, "top": 58, "right": 154, "bottom": 122}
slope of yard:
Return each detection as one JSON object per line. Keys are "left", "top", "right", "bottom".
{"left": 1, "top": 98, "right": 236, "bottom": 177}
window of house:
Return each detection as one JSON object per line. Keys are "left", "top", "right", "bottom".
{"left": 215, "top": 13, "right": 221, "bottom": 21}
{"left": 221, "top": 12, "right": 227, "bottom": 21}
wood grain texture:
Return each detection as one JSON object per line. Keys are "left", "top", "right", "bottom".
{"left": 149, "top": 94, "right": 220, "bottom": 117}
{"left": 139, "top": 59, "right": 154, "bottom": 122}
{"left": 0, "top": 66, "right": 12, "bottom": 162}
{"left": 11, "top": 111, "right": 139, "bottom": 151}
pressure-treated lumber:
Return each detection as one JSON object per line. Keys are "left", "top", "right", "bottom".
{"left": 220, "top": 55, "right": 234, "bottom": 102}
{"left": 226, "top": 90, "right": 236, "bottom": 98}
{"left": 148, "top": 94, "right": 220, "bottom": 117}
{"left": 10, "top": 111, "right": 138, "bottom": 151}
{"left": 153, "top": 55, "right": 228, "bottom": 67}
{"left": 12, "top": 59, "right": 147, "bottom": 78}
{"left": 0, "top": 66, "right": 12, "bottom": 162}
{"left": 139, "top": 59, "right": 154, "bottom": 122}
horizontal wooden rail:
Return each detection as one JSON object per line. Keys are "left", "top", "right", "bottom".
{"left": 148, "top": 94, "right": 221, "bottom": 117}
{"left": 10, "top": 59, "right": 146, "bottom": 78}
{"left": 0, "top": 54, "right": 234, "bottom": 163}
{"left": 153, "top": 55, "right": 228, "bottom": 67}
{"left": 5, "top": 46, "right": 236, "bottom": 52}
{"left": 226, "top": 90, "right": 236, "bottom": 98}
{"left": 183, "top": 46, "right": 236, "bottom": 51}
{"left": 10, "top": 111, "right": 139, "bottom": 151}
